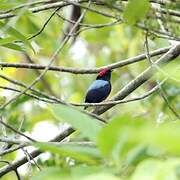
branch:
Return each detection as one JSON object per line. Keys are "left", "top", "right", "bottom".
{"left": 92, "top": 43, "right": 180, "bottom": 115}
{"left": 0, "top": 127, "right": 75, "bottom": 177}
{"left": 0, "top": 85, "right": 55, "bottom": 103}
{"left": 0, "top": 118, "right": 36, "bottom": 142}
{"left": 0, "top": 1, "right": 91, "bottom": 110}
{"left": 0, "top": 81, "right": 160, "bottom": 107}
{"left": 0, "top": 1, "right": 109, "bottom": 20}
{"left": 27, "top": 7, "right": 60, "bottom": 40}
{"left": 0, "top": 46, "right": 170, "bottom": 73}
{"left": 0, "top": 0, "right": 57, "bottom": 14}
{"left": 0, "top": 160, "right": 21, "bottom": 180}
{"left": 0, "top": 85, "right": 107, "bottom": 123}
{"left": 0, "top": 45, "right": 178, "bottom": 177}
{"left": 56, "top": 13, "right": 122, "bottom": 29}
{"left": 0, "top": 144, "right": 26, "bottom": 156}
{"left": 0, "top": 1, "right": 72, "bottom": 20}
{"left": 24, "top": 53, "right": 57, "bottom": 97}
{"left": 0, "top": 74, "right": 60, "bottom": 100}
{"left": 72, "top": 81, "right": 162, "bottom": 107}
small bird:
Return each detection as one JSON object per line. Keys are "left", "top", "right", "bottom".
{"left": 84, "top": 68, "right": 112, "bottom": 109}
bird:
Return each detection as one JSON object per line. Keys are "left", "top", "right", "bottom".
{"left": 84, "top": 68, "right": 112, "bottom": 110}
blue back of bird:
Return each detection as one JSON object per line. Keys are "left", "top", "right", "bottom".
{"left": 85, "top": 80, "right": 111, "bottom": 103}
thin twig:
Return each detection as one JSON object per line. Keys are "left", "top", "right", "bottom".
{"left": 145, "top": 32, "right": 180, "bottom": 119}
{"left": 0, "top": 80, "right": 161, "bottom": 107}
{"left": 22, "top": 148, "right": 41, "bottom": 171}
{"left": 28, "top": 7, "right": 61, "bottom": 40}
{"left": 0, "top": 0, "right": 56, "bottom": 14}
{"left": 0, "top": 117, "right": 36, "bottom": 142}
{"left": 56, "top": 12, "right": 122, "bottom": 28}
{"left": 93, "top": 43, "right": 180, "bottom": 115}
{"left": 24, "top": 53, "right": 57, "bottom": 97}
{"left": 0, "top": 144, "right": 26, "bottom": 156}
{"left": 0, "top": 86, "right": 107, "bottom": 123}
{"left": 0, "top": 127, "right": 75, "bottom": 177}
{"left": 0, "top": 0, "right": 92, "bottom": 110}
{"left": 0, "top": 44, "right": 179, "bottom": 177}
{"left": 0, "top": 74, "right": 58, "bottom": 100}
{"left": 158, "top": 83, "right": 180, "bottom": 119}
{"left": 0, "top": 85, "right": 55, "bottom": 103}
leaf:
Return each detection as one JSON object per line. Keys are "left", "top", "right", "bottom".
{"left": 0, "top": 37, "right": 16, "bottom": 45}
{"left": 0, "top": 21, "right": 34, "bottom": 52}
{"left": 0, "top": 96, "right": 6, "bottom": 105}
{"left": 155, "top": 60, "right": 180, "bottom": 83}
{"left": 35, "top": 142, "right": 100, "bottom": 165}
{"left": 51, "top": 104, "right": 102, "bottom": 142}
{"left": 0, "top": 3, "right": 18, "bottom": 9}
{"left": 123, "top": 0, "right": 150, "bottom": 25}
{"left": 2, "top": 43, "right": 25, "bottom": 52}
{"left": 82, "top": 173, "right": 120, "bottom": 180}
{"left": 125, "top": 145, "right": 148, "bottom": 166}
{"left": 32, "top": 167, "right": 68, "bottom": 180}
{"left": 97, "top": 115, "right": 137, "bottom": 158}
{"left": 131, "top": 159, "right": 180, "bottom": 180}
{"left": 32, "top": 166, "right": 120, "bottom": 180}
{"left": 142, "top": 122, "right": 180, "bottom": 154}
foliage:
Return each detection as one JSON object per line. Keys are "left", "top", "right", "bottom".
{"left": 0, "top": 0, "right": 179, "bottom": 180}
{"left": 33, "top": 107, "right": 180, "bottom": 179}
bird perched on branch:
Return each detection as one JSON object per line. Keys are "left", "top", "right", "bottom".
{"left": 84, "top": 68, "right": 112, "bottom": 110}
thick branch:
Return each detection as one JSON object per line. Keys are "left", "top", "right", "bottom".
{"left": 93, "top": 43, "right": 180, "bottom": 115}
{"left": 0, "top": 127, "right": 75, "bottom": 177}
{"left": 0, "top": 45, "right": 179, "bottom": 177}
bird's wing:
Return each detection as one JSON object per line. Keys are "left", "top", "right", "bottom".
{"left": 87, "top": 80, "right": 108, "bottom": 91}
{"left": 85, "top": 80, "right": 111, "bottom": 103}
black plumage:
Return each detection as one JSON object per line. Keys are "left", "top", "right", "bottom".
{"left": 84, "top": 68, "right": 112, "bottom": 109}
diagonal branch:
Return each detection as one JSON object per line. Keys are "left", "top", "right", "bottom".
{"left": 93, "top": 43, "right": 180, "bottom": 115}
{"left": 0, "top": 44, "right": 179, "bottom": 177}
{"left": 0, "top": 127, "right": 75, "bottom": 177}
{"left": 0, "top": 1, "right": 91, "bottom": 110}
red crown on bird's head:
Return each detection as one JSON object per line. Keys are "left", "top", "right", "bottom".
{"left": 98, "top": 68, "right": 111, "bottom": 77}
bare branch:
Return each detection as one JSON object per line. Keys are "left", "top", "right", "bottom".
{"left": 0, "top": 46, "right": 170, "bottom": 73}
{"left": 0, "top": 127, "right": 75, "bottom": 177}
{"left": 0, "top": 1, "right": 91, "bottom": 110}
{"left": 0, "top": 118, "right": 36, "bottom": 142}
{"left": 92, "top": 43, "right": 180, "bottom": 115}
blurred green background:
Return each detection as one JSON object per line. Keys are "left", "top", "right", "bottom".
{"left": 0, "top": 0, "right": 179, "bottom": 179}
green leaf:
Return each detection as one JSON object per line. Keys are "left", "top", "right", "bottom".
{"left": 97, "top": 115, "right": 136, "bottom": 158}
{"left": 142, "top": 122, "right": 180, "bottom": 154}
{"left": 1, "top": 43, "right": 25, "bottom": 52}
{"left": 32, "top": 167, "right": 68, "bottom": 180}
{"left": 82, "top": 173, "right": 120, "bottom": 180}
{"left": 0, "top": 3, "right": 18, "bottom": 9}
{"left": 51, "top": 104, "right": 102, "bottom": 142}
{"left": 31, "top": 166, "right": 121, "bottom": 180}
{"left": 0, "top": 96, "right": 6, "bottom": 105}
{"left": 131, "top": 159, "right": 180, "bottom": 180}
{"left": 32, "top": 166, "right": 120, "bottom": 180}
{"left": 98, "top": 113, "right": 180, "bottom": 160}
{"left": 155, "top": 60, "right": 180, "bottom": 83}
{"left": 35, "top": 142, "right": 100, "bottom": 165}
{"left": 123, "top": 0, "right": 150, "bottom": 25}
{"left": 0, "top": 21, "right": 34, "bottom": 52}
{"left": 0, "top": 37, "right": 16, "bottom": 45}
{"left": 125, "top": 145, "right": 148, "bottom": 166}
